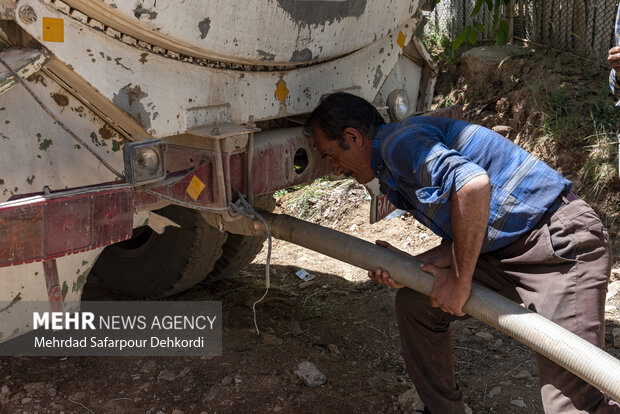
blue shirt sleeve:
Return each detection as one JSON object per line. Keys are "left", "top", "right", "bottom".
{"left": 383, "top": 124, "right": 487, "bottom": 204}
{"left": 613, "top": 4, "right": 620, "bottom": 105}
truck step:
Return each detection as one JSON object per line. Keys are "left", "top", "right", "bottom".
{"left": 0, "top": 47, "right": 49, "bottom": 96}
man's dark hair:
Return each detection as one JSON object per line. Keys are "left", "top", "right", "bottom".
{"left": 304, "top": 92, "right": 385, "bottom": 149}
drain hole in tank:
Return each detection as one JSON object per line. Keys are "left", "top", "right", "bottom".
{"left": 294, "top": 148, "right": 308, "bottom": 174}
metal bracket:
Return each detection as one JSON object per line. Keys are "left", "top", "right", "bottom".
{"left": 185, "top": 121, "right": 259, "bottom": 208}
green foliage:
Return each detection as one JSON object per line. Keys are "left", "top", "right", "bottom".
{"left": 422, "top": 21, "right": 459, "bottom": 65}
{"left": 276, "top": 178, "right": 356, "bottom": 221}
{"left": 529, "top": 79, "right": 619, "bottom": 200}
{"left": 445, "top": 0, "right": 511, "bottom": 50}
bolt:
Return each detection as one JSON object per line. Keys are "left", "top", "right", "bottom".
{"left": 211, "top": 127, "right": 221, "bottom": 135}
{"left": 247, "top": 115, "right": 256, "bottom": 128}
{"left": 18, "top": 6, "right": 37, "bottom": 24}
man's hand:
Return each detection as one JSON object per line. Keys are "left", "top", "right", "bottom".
{"left": 609, "top": 47, "right": 620, "bottom": 74}
{"left": 420, "top": 263, "right": 471, "bottom": 316}
{"left": 367, "top": 267, "right": 405, "bottom": 288}
{"left": 367, "top": 240, "right": 406, "bottom": 288}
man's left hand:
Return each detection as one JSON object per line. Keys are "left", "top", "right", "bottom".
{"left": 609, "top": 46, "right": 620, "bottom": 74}
{"left": 421, "top": 263, "right": 471, "bottom": 316}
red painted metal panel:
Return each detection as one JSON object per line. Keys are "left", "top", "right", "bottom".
{"left": 0, "top": 185, "right": 134, "bottom": 268}
{"left": 0, "top": 201, "right": 45, "bottom": 266}
{"left": 44, "top": 196, "right": 92, "bottom": 256}
{"left": 92, "top": 190, "right": 135, "bottom": 244}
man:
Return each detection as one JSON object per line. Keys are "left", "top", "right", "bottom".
{"left": 609, "top": 1, "right": 620, "bottom": 105}
{"left": 609, "top": 1, "right": 620, "bottom": 175}
{"left": 305, "top": 92, "right": 618, "bottom": 413}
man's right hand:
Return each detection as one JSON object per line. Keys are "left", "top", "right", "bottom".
{"left": 609, "top": 46, "right": 620, "bottom": 74}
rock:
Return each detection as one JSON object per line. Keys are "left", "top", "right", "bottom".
{"left": 172, "top": 410, "right": 185, "bottom": 414}
{"left": 157, "top": 370, "right": 176, "bottom": 382}
{"left": 488, "top": 385, "right": 501, "bottom": 398}
{"left": 294, "top": 361, "right": 326, "bottom": 388}
{"left": 397, "top": 388, "right": 424, "bottom": 412}
{"left": 299, "top": 281, "right": 316, "bottom": 289}
{"left": 607, "top": 281, "right": 620, "bottom": 300}
{"left": 273, "top": 406, "right": 283, "bottom": 412}
{"left": 178, "top": 367, "right": 191, "bottom": 378}
{"left": 290, "top": 321, "right": 304, "bottom": 336}
{"left": 50, "top": 402, "right": 64, "bottom": 410}
{"left": 514, "top": 370, "right": 531, "bottom": 379}
{"left": 613, "top": 328, "right": 620, "bottom": 348}
{"left": 327, "top": 344, "right": 341, "bottom": 355}
{"left": 221, "top": 376, "right": 233, "bottom": 386}
{"left": 23, "top": 382, "right": 55, "bottom": 397}
{"left": 462, "top": 45, "right": 535, "bottom": 66}
{"left": 140, "top": 360, "right": 157, "bottom": 374}
{"left": 9, "top": 391, "right": 25, "bottom": 404}
{"left": 263, "top": 333, "right": 283, "bottom": 346}
{"left": 492, "top": 125, "right": 513, "bottom": 135}
{"left": 138, "top": 382, "right": 151, "bottom": 391}
{"left": 21, "top": 397, "right": 32, "bottom": 404}
{"left": 202, "top": 387, "right": 219, "bottom": 402}
{"left": 1, "top": 385, "right": 9, "bottom": 395}
{"left": 611, "top": 267, "right": 620, "bottom": 281}
{"left": 69, "top": 391, "right": 87, "bottom": 401}
{"left": 475, "top": 332, "right": 494, "bottom": 341}
{"left": 464, "top": 403, "right": 473, "bottom": 414}
{"left": 366, "top": 376, "right": 383, "bottom": 390}
{"left": 491, "top": 339, "right": 503, "bottom": 348}
{"left": 511, "top": 399, "right": 527, "bottom": 408}
{"left": 349, "top": 224, "right": 358, "bottom": 232}
{"left": 234, "top": 376, "right": 243, "bottom": 384}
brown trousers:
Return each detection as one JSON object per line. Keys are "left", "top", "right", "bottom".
{"left": 396, "top": 197, "right": 620, "bottom": 413}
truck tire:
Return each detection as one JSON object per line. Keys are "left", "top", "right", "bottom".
{"left": 92, "top": 204, "right": 227, "bottom": 298}
{"left": 205, "top": 194, "right": 276, "bottom": 282}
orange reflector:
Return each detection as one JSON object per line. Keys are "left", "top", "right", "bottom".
{"left": 275, "top": 80, "right": 289, "bottom": 103}
{"left": 397, "top": 31, "right": 406, "bottom": 48}
{"left": 42, "top": 17, "right": 64, "bottom": 42}
{"left": 186, "top": 175, "right": 206, "bottom": 201}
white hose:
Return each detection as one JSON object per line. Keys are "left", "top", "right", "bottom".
{"left": 264, "top": 212, "right": 620, "bottom": 402}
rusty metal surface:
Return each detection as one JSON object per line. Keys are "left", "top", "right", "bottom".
{"left": 251, "top": 127, "right": 331, "bottom": 196}
{"left": 42, "top": 259, "right": 62, "bottom": 312}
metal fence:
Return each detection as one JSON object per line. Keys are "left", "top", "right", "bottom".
{"left": 427, "top": 0, "right": 619, "bottom": 61}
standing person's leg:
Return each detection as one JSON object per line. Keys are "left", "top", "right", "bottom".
{"left": 395, "top": 288, "right": 464, "bottom": 414}
{"left": 395, "top": 251, "right": 519, "bottom": 413}
{"left": 492, "top": 198, "right": 619, "bottom": 413}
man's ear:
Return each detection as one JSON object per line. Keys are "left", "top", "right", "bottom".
{"left": 343, "top": 127, "right": 365, "bottom": 148}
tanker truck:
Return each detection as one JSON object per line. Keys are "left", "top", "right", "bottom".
{"left": 0, "top": 0, "right": 438, "bottom": 341}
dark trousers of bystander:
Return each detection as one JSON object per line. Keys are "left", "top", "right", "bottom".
{"left": 396, "top": 196, "right": 620, "bottom": 413}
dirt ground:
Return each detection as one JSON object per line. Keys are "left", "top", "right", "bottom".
{"left": 1, "top": 46, "right": 620, "bottom": 414}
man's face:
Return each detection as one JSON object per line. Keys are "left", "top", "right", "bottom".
{"left": 313, "top": 127, "right": 374, "bottom": 184}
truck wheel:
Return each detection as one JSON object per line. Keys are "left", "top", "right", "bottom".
{"left": 92, "top": 204, "right": 227, "bottom": 298}
{"left": 205, "top": 194, "right": 276, "bottom": 282}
